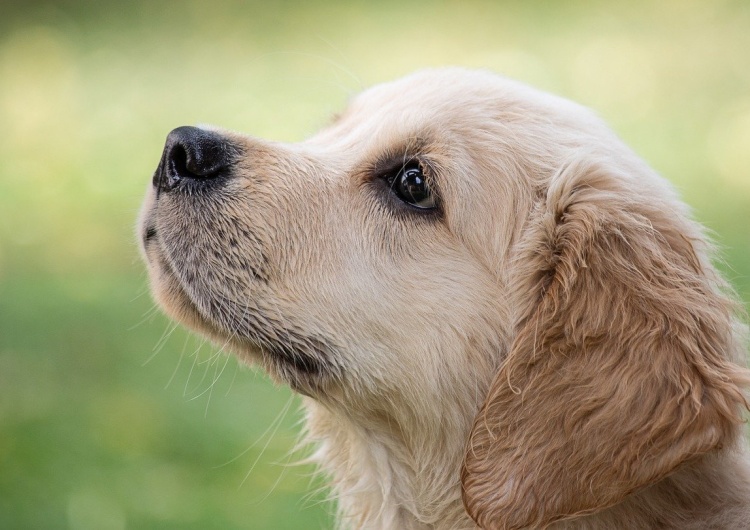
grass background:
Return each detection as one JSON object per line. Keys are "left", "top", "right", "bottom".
{"left": 1, "top": 1, "right": 749, "bottom": 528}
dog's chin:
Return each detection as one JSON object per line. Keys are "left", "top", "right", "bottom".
{"left": 142, "top": 239, "right": 339, "bottom": 397}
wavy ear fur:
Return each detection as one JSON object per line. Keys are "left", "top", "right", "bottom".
{"left": 461, "top": 157, "right": 749, "bottom": 529}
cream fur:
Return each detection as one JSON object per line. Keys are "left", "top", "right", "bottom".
{"left": 139, "top": 68, "right": 750, "bottom": 529}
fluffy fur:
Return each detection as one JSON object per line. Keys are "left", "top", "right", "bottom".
{"left": 139, "top": 68, "right": 750, "bottom": 529}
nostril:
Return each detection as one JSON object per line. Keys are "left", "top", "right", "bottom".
{"left": 153, "top": 126, "right": 238, "bottom": 194}
{"left": 166, "top": 143, "right": 190, "bottom": 187}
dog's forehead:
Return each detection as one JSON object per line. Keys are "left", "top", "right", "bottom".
{"left": 348, "top": 69, "right": 502, "bottom": 125}
{"left": 305, "top": 69, "right": 498, "bottom": 151}
{"left": 306, "top": 68, "right": 587, "bottom": 152}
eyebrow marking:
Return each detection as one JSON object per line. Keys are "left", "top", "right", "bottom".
{"left": 367, "top": 136, "right": 431, "bottom": 177}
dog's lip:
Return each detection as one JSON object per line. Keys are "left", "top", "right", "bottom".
{"left": 143, "top": 225, "right": 157, "bottom": 243}
{"left": 142, "top": 198, "right": 339, "bottom": 389}
{"left": 150, "top": 242, "right": 245, "bottom": 348}
{"left": 150, "top": 239, "right": 339, "bottom": 388}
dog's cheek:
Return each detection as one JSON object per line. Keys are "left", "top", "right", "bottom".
{"left": 316, "top": 227, "right": 504, "bottom": 385}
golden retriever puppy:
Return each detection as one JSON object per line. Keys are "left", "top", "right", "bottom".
{"left": 138, "top": 68, "right": 750, "bottom": 529}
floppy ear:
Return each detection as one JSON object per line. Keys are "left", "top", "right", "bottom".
{"left": 461, "top": 157, "right": 749, "bottom": 529}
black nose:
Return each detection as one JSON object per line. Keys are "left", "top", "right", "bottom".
{"left": 153, "top": 126, "right": 236, "bottom": 194}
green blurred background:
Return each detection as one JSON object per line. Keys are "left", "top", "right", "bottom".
{"left": 1, "top": 0, "right": 748, "bottom": 528}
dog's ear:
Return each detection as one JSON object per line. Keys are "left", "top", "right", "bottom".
{"left": 461, "top": 157, "right": 749, "bottom": 529}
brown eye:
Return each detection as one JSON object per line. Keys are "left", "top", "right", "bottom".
{"left": 390, "top": 163, "right": 436, "bottom": 209}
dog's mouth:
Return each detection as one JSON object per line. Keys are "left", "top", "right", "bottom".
{"left": 143, "top": 225, "right": 158, "bottom": 244}
{"left": 142, "top": 216, "right": 341, "bottom": 393}
{"left": 141, "top": 226, "right": 157, "bottom": 249}
{"left": 139, "top": 128, "right": 342, "bottom": 393}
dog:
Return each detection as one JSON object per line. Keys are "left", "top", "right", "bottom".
{"left": 138, "top": 68, "right": 750, "bottom": 529}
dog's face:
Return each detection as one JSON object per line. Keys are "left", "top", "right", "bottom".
{"left": 139, "top": 69, "right": 569, "bottom": 400}
{"left": 139, "top": 69, "right": 747, "bottom": 528}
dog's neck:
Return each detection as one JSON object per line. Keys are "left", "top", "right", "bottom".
{"left": 303, "top": 397, "right": 475, "bottom": 529}
{"left": 298, "top": 333, "right": 505, "bottom": 529}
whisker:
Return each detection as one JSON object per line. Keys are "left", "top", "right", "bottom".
{"left": 183, "top": 339, "right": 208, "bottom": 397}
{"left": 214, "top": 394, "right": 295, "bottom": 469}
{"left": 142, "top": 321, "right": 179, "bottom": 366}
{"left": 225, "top": 357, "right": 240, "bottom": 397}
{"left": 239, "top": 394, "right": 296, "bottom": 489}
{"left": 165, "top": 332, "right": 191, "bottom": 389}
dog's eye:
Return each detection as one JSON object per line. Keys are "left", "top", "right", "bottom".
{"left": 389, "top": 163, "right": 436, "bottom": 209}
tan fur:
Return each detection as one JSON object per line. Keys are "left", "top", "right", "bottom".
{"left": 139, "top": 68, "right": 750, "bottom": 529}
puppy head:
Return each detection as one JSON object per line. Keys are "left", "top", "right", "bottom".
{"left": 139, "top": 68, "right": 749, "bottom": 525}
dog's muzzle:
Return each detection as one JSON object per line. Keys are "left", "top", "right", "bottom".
{"left": 153, "top": 126, "right": 236, "bottom": 195}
